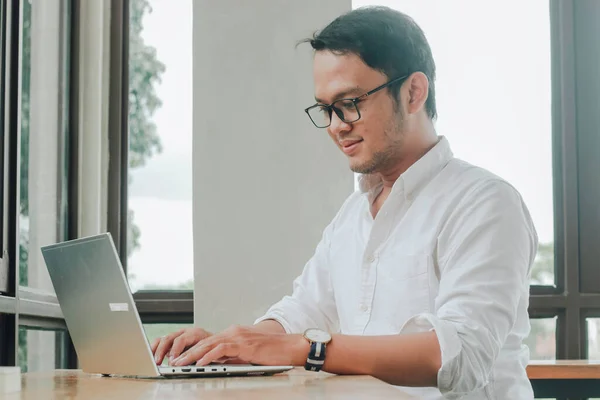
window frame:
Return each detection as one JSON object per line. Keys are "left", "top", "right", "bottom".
{"left": 527, "top": 0, "right": 600, "bottom": 361}
{"left": 0, "top": 0, "right": 77, "bottom": 369}
{"left": 110, "top": 0, "right": 194, "bottom": 326}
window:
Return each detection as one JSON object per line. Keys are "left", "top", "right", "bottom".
{"left": 0, "top": 0, "right": 76, "bottom": 370}
{"left": 18, "top": 0, "right": 70, "bottom": 292}
{"left": 126, "top": 0, "right": 193, "bottom": 292}
{"left": 525, "top": 317, "right": 557, "bottom": 360}
{"left": 18, "top": 327, "right": 67, "bottom": 373}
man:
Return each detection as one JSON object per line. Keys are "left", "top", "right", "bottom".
{"left": 152, "top": 6, "right": 537, "bottom": 399}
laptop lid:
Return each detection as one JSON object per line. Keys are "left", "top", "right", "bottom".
{"left": 41, "top": 233, "right": 160, "bottom": 377}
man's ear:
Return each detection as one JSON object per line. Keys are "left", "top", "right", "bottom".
{"left": 406, "top": 72, "right": 429, "bottom": 114}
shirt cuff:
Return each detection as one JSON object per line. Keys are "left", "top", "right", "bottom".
{"left": 254, "top": 311, "right": 293, "bottom": 334}
{"left": 399, "top": 313, "right": 463, "bottom": 397}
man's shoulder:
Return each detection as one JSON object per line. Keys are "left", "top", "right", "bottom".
{"left": 439, "top": 159, "right": 535, "bottom": 237}
{"left": 444, "top": 157, "right": 504, "bottom": 183}
{"left": 441, "top": 158, "right": 521, "bottom": 198}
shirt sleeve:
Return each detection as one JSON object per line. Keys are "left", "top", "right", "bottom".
{"left": 254, "top": 216, "right": 340, "bottom": 334}
{"left": 399, "top": 179, "right": 538, "bottom": 398}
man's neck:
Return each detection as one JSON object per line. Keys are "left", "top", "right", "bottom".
{"left": 379, "top": 133, "right": 439, "bottom": 190}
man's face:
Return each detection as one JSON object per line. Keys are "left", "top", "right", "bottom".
{"left": 312, "top": 51, "right": 406, "bottom": 174}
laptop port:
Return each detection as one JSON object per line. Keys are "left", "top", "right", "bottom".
{"left": 196, "top": 368, "right": 205, "bottom": 372}
{"left": 181, "top": 368, "right": 191, "bottom": 372}
{"left": 211, "top": 368, "right": 217, "bottom": 372}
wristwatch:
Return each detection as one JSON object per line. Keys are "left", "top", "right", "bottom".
{"left": 302, "top": 328, "right": 332, "bottom": 372}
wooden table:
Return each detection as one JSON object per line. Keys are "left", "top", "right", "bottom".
{"left": 7, "top": 368, "right": 416, "bottom": 399}
{"left": 527, "top": 360, "right": 600, "bottom": 398}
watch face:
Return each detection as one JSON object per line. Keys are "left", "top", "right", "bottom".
{"left": 305, "top": 328, "right": 332, "bottom": 343}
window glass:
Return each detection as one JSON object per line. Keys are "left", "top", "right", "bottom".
{"left": 18, "top": 327, "right": 67, "bottom": 373}
{"left": 525, "top": 317, "right": 557, "bottom": 360}
{"left": 587, "top": 318, "right": 600, "bottom": 359}
{"left": 18, "top": 0, "right": 70, "bottom": 290}
{"left": 127, "top": 0, "right": 193, "bottom": 292}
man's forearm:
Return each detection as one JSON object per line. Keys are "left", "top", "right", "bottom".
{"left": 293, "top": 331, "right": 442, "bottom": 387}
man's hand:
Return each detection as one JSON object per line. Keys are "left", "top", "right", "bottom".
{"left": 151, "top": 327, "right": 213, "bottom": 365}
{"left": 171, "top": 325, "right": 308, "bottom": 367}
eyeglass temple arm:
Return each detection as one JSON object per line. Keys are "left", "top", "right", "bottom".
{"left": 364, "top": 74, "right": 410, "bottom": 97}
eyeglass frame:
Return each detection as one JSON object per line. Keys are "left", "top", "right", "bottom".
{"left": 304, "top": 74, "right": 410, "bottom": 128}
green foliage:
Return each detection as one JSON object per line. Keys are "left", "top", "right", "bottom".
{"left": 19, "top": 0, "right": 31, "bottom": 218}
{"left": 128, "top": 0, "right": 165, "bottom": 170}
{"left": 18, "top": 0, "right": 32, "bottom": 369}
{"left": 127, "top": 0, "right": 165, "bottom": 256}
{"left": 17, "top": 328, "right": 28, "bottom": 373}
{"left": 18, "top": 0, "right": 32, "bottom": 289}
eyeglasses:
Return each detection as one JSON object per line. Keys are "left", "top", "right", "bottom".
{"left": 304, "top": 74, "right": 409, "bottom": 128}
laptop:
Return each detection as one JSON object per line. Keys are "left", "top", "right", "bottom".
{"left": 41, "top": 233, "right": 293, "bottom": 378}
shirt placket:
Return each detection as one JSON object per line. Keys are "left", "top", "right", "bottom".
{"left": 354, "top": 187, "right": 404, "bottom": 334}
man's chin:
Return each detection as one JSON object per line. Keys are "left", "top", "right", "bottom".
{"left": 349, "top": 161, "right": 377, "bottom": 175}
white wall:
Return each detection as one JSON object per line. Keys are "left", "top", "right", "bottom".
{"left": 193, "top": 0, "right": 353, "bottom": 331}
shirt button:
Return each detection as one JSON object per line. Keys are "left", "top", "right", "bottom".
{"left": 366, "top": 254, "right": 377, "bottom": 263}
{"left": 360, "top": 304, "right": 368, "bottom": 312}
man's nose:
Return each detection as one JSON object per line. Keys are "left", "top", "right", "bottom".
{"left": 327, "top": 109, "right": 351, "bottom": 137}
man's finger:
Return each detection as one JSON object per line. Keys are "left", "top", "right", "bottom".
{"left": 173, "top": 340, "right": 215, "bottom": 366}
{"left": 150, "top": 337, "right": 161, "bottom": 353}
{"left": 169, "top": 334, "right": 202, "bottom": 363}
{"left": 197, "top": 343, "right": 239, "bottom": 366}
{"left": 154, "top": 335, "right": 174, "bottom": 365}
{"left": 154, "top": 331, "right": 184, "bottom": 365}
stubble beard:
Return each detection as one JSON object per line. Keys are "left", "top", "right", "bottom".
{"left": 350, "top": 115, "right": 405, "bottom": 175}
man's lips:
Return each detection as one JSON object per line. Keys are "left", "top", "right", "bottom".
{"left": 339, "top": 139, "right": 363, "bottom": 154}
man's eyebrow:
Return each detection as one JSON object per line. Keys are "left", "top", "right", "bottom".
{"left": 314, "top": 87, "right": 364, "bottom": 104}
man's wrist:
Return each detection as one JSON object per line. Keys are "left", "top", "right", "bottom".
{"left": 290, "top": 334, "right": 311, "bottom": 366}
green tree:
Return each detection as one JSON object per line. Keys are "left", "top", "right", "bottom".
{"left": 18, "top": 0, "right": 164, "bottom": 370}
{"left": 19, "top": 0, "right": 32, "bottom": 290}
{"left": 127, "top": 0, "right": 165, "bottom": 259}
{"left": 17, "top": 0, "right": 33, "bottom": 371}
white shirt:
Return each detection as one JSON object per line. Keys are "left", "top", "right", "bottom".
{"left": 255, "top": 136, "right": 537, "bottom": 399}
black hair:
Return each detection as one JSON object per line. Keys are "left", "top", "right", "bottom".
{"left": 302, "top": 6, "right": 437, "bottom": 120}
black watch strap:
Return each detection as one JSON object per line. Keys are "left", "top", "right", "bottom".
{"left": 304, "top": 341, "right": 326, "bottom": 371}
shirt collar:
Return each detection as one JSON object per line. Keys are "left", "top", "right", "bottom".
{"left": 358, "top": 136, "right": 454, "bottom": 201}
